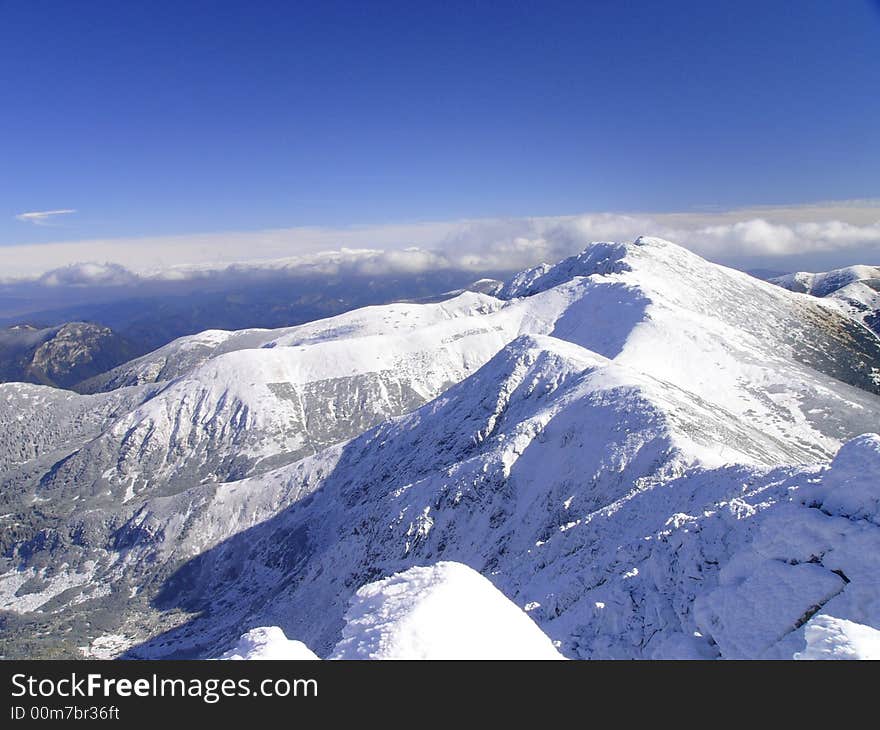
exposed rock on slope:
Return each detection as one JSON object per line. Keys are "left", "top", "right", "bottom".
{"left": 0, "top": 322, "right": 133, "bottom": 389}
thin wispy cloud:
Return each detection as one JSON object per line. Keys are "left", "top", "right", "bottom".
{"left": 15, "top": 209, "right": 77, "bottom": 226}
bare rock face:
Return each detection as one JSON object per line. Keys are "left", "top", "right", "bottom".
{"left": 0, "top": 322, "right": 133, "bottom": 389}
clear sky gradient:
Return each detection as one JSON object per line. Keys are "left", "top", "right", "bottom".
{"left": 1, "top": 0, "right": 879, "bottom": 248}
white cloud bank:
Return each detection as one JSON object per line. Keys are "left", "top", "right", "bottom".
{"left": 2, "top": 201, "right": 879, "bottom": 282}
{"left": 37, "top": 262, "right": 139, "bottom": 288}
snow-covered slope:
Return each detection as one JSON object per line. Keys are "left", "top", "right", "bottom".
{"left": 27, "top": 293, "right": 527, "bottom": 506}
{"left": 771, "top": 265, "right": 880, "bottom": 337}
{"left": 3, "top": 236, "right": 880, "bottom": 659}
{"left": 771, "top": 266, "right": 880, "bottom": 298}
{"left": 148, "top": 238, "right": 880, "bottom": 488}
{"left": 28, "top": 237, "right": 880, "bottom": 512}
{"left": 79, "top": 293, "right": 506, "bottom": 392}
{"left": 0, "top": 381, "right": 156, "bottom": 554}
{"left": 100, "top": 337, "right": 880, "bottom": 660}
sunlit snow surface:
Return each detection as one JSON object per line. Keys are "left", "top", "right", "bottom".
{"left": 794, "top": 615, "right": 880, "bottom": 660}
{"left": 223, "top": 563, "right": 564, "bottom": 660}
{"left": 220, "top": 627, "right": 318, "bottom": 660}
{"left": 331, "top": 562, "right": 564, "bottom": 659}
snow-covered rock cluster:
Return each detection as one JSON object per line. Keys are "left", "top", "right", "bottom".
{"left": 688, "top": 434, "right": 880, "bottom": 659}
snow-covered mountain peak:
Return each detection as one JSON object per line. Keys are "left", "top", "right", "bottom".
{"left": 771, "top": 265, "right": 880, "bottom": 298}
{"left": 494, "top": 236, "right": 880, "bottom": 462}
{"left": 4, "top": 236, "right": 880, "bottom": 660}
{"left": 768, "top": 264, "right": 880, "bottom": 339}
{"left": 498, "top": 241, "right": 631, "bottom": 299}
{"left": 497, "top": 236, "right": 707, "bottom": 301}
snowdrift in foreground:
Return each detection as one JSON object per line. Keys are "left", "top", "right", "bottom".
{"left": 794, "top": 616, "right": 880, "bottom": 660}
{"left": 224, "top": 563, "right": 564, "bottom": 660}
{"left": 331, "top": 562, "right": 565, "bottom": 660}
{"left": 220, "top": 627, "right": 318, "bottom": 660}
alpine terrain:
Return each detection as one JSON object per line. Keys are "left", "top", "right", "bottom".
{"left": 2, "top": 237, "right": 880, "bottom": 660}
{"left": 770, "top": 265, "right": 880, "bottom": 337}
{"left": 0, "top": 322, "right": 133, "bottom": 390}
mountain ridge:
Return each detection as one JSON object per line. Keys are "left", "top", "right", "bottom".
{"left": 770, "top": 264, "right": 880, "bottom": 338}
{"left": 2, "top": 236, "right": 880, "bottom": 659}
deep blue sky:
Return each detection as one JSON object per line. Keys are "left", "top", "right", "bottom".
{"left": 2, "top": 0, "right": 879, "bottom": 245}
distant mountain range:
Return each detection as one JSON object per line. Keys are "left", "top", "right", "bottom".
{"left": 771, "top": 265, "right": 880, "bottom": 336}
{"left": 0, "top": 272, "right": 504, "bottom": 391}
{"left": 1, "top": 237, "right": 879, "bottom": 660}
